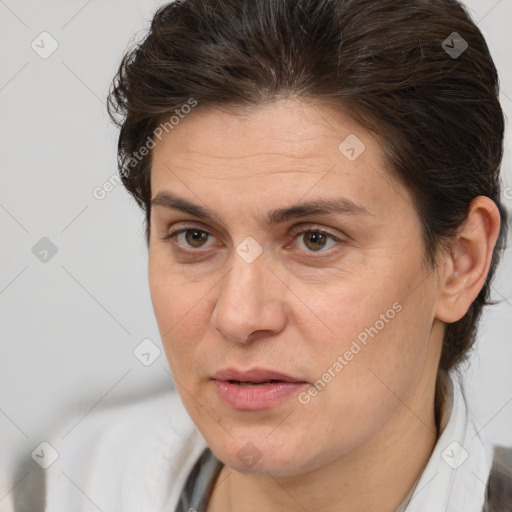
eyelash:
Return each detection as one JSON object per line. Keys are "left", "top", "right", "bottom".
{"left": 163, "top": 225, "right": 343, "bottom": 255}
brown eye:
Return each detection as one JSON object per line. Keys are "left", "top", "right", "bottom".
{"left": 166, "top": 228, "right": 215, "bottom": 249}
{"left": 302, "top": 231, "right": 329, "bottom": 251}
{"left": 184, "top": 229, "right": 209, "bottom": 247}
{"left": 291, "top": 229, "right": 340, "bottom": 253}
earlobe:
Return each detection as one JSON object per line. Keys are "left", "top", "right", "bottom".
{"left": 435, "top": 196, "right": 501, "bottom": 324}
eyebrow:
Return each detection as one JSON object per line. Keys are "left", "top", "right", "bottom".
{"left": 151, "top": 191, "right": 372, "bottom": 227}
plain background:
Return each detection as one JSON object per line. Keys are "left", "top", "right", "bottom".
{"left": 0, "top": 0, "right": 511, "bottom": 504}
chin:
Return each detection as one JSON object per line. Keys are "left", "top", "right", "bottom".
{"left": 207, "top": 432, "right": 329, "bottom": 477}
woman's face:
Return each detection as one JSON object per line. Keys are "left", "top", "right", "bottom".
{"left": 148, "top": 98, "right": 444, "bottom": 476}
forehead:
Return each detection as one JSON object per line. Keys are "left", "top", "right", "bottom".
{"left": 152, "top": 99, "right": 373, "bottom": 163}
{"left": 149, "top": 99, "right": 413, "bottom": 221}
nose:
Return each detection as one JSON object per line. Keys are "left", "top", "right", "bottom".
{"left": 210, "top": 251, "right": 287, "bottom": 344}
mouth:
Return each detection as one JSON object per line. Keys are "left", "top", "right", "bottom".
{"left": 212, "top": 367, "right": 305, "bottom": 383}
{"left": 211, "top": 367, "right": 308, "bottom": 410}
{"left": 227, "top": 380, "right": 282, "bottom": 387}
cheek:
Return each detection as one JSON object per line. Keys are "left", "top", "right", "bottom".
{"left": 292, "top": 267, "right": 402, "bottom": 360}
{"left": 148, "top": 258, "right": 213, "bottom": 371}
{"left": 283, "top": 285, "right": 434, "bottom": 461}
{"left": 295, "top": 256, "right": 436, "bottom": 399}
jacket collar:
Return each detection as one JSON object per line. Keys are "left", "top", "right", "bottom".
{"left": 402, "top": 370, "right": 493, "bottom": 511}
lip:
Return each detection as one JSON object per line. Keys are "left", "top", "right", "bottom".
{"left": 212, "top": 367, "right": 308, "bottom": 410}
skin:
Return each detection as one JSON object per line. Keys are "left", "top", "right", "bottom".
{"left": 148, "top": 98, "right": 500, "bottom": 512}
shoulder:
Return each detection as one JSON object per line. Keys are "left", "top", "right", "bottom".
{"left": 45, "top": 389, "right": 207, "bottom": 512}
{"left": 483, "top": 445, "right": 512, "bottom": 512}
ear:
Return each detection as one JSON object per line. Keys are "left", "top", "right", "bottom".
{"left": 435, "top": 196, "right": 501, "bottom": 324}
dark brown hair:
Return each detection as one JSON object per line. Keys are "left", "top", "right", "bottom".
{"left": 107, "top": 0, "right": 507, "bottom": 372}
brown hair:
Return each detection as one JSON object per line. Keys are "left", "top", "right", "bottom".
{"left": 107, "top": 0, "right": 507, "bottom": 372}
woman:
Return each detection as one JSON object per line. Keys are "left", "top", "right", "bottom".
{"left": 45, "top": 0, "right": 511, "bottom": 510}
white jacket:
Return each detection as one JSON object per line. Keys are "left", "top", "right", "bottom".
{"left": 42, "top": 373, "right": 502, "bottom": 511}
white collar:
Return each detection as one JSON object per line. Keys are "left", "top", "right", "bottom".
{"left": 403, "top": 370, "right": 493, "bottom": 512}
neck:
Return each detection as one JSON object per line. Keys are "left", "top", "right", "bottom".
{"left": 208, "top": 376, "right": 441, "bottom": 512}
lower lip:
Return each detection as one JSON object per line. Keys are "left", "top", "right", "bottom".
{"left": 213, "top": 380, "right": 307, "bottom": 410}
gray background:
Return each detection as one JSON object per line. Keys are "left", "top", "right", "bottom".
{"left": 1, "top": 0, "right": 511, "bottom": 505}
